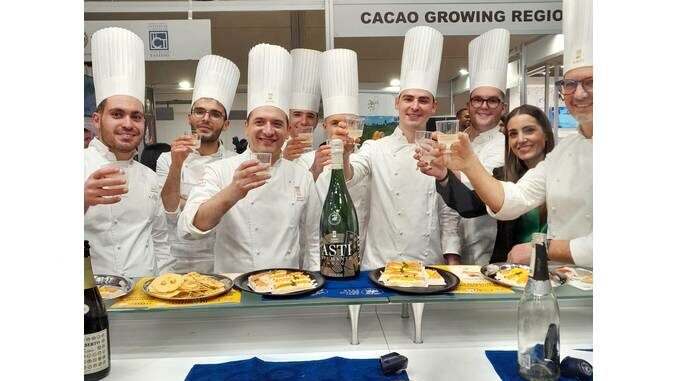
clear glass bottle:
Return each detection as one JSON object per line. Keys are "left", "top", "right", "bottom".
{"left": 84, "top": 240, "right": 110, "bottom": 380}
{"left": 319, "top": 139, "right": 360, "bottom": 279}
{"left": 517, "top": 233, "right": 560, "bottom": 381}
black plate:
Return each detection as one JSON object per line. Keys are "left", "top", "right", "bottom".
{"left": 368, "top": 266, "right": 460, "bottom": 295}
{"left": 232, "top": 268, "right": 325, "bottom": 297}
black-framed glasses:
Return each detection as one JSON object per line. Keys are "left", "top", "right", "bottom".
{"left": 470, "top": 96, "right": 503, "bottom": 109}
{"left": 191, "top": 107, "right": 224, "bottom": 121}
{"left": 555, "top": 77, "right": 593, "bottom": 95}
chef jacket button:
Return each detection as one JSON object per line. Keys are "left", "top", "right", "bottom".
{"left": 286, "top": 251, "right": 291, "bottom": 255}
{"left": 291, "top": 202, "right": 295, "bottom": 206}
{"left": 116, "top": 246, "right": 121, "bottom": 250}
{"left": 254, "top": 227, "right": 258, "bottom": 231}
{"left": 113, "top": 220, "right": 118, "bottom": 224}
{"left": 396, "top": 192, "right": 400, "bottom": 196}
{"left": 399, "top": 232, "right": 403, "bottom": 236}
{"left": 397, "top": 211, "right": 402, "bottom": 216}
{"left": 394, "top": 172, "right": 398, "bottom": 176}
{"left": 256, "top": 251, "right": 260, "bottom": 255}
{"left": 551, "top": 206, "right": 556, "bottom": 211}
{"left": 399, "top": 252, "right": 403, "bottom": 256}
{"left": 250, "top": 201, "right": 254, "bottom": 205}
{"left": 585, "top": 214, "right": 591, "bottom": 219}
{"left": 426, "top": 211, "right": 430, "bottom": 216}
{"left": 428, "top": 191, "right": 432, "bottom": 195}
{"left": 556, "top": 178, "right": 560, "bottom": 183}
{"left": 424, "top": 252, "right": 429, "bottom": 257}
{"left": 289, "top": 225, "right": 294, "bottom": 229}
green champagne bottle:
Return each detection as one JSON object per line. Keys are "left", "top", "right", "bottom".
{"left": 319, "top": 139, "right": 360, "bottom": 279}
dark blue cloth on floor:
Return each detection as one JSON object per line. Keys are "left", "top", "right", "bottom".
{"left": 485, "top": 350, "right": 592, "bottom": 381}
{"left": 262, "top": 271, "right": 395, "bottom": 300}
{"left": 184, "top": 356, "right": 409, "bottom": 381}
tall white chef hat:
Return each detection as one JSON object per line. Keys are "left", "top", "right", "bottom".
{"left": 290, "top": 48, "right": 321, "bottom": 113}
{"left": 320, "top": 49, "right": 359, "bottom": 117}
{"left": 191, "top": 55, "right": 240, "bottom": 117}
{"left": 91, "top": 27, "right": 145, "bottom": 107}
{"left": 247, "top": 43, "right": 292, "bottom": 118}
{"left": 468, "top": 28, "right": 511, "bottom": 94}
{"left": 563, "top": 0, "right": 593, "bottom": 74}
{"left": 399, "top": 26, "right": 443, "bottom": 97}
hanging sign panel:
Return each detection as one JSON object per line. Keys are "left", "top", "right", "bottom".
{"left": 84, "top": 20, "right": 211, "bottom": 61}
{"left": 333, "top": 1, "right": 562, "bottom": 37}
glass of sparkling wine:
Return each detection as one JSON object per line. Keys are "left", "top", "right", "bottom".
{"left": 435, "top": 120, "right": 459, "bottom": 153}
{"left": 296, "top": 125, "right": 314, "bottom": 153}
{"left": 346, "top": 117, "right": 364, "bottom": 141}
{"left": 250, "top": 152, "right": 272, "bottom": 180}
{"left": 415, "top": 130, "right": 436, "bottom": 165}
{"left": 185, "top": 129, "right": 201, "bottom": 152}
{"left": 102, "top": 161, "right": 130, "bottom": 198}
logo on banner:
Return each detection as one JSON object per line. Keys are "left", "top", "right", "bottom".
{"left": 149, "top": 31, "right": 169, "bottom": 50}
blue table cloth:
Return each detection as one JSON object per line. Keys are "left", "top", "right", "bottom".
{"left": 485, "top": 350, "right": 592, "bottom": 381}
{"left": 262, "top": 271, "right": 395, "bottom": 300}
{"left": 184, "top": 356, "right": 409, "bottom": 381}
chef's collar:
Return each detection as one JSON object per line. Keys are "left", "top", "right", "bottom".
{"left": 189, "top": 140, "right": 227, "bottom": 159}
{"left": 474, "top": 126, "right": 501, "bottom": 144}
{"left": 89, "top": 137, "right": 137, "bottom": 163}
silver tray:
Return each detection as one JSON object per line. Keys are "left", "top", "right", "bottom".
{"left": 94, "top": 274, "right": 135, "bottom": 300}
{"left": 142, "top": 273, "right": 234, "bottom": 302}
{"left": 480, "top": 262, "right": 566, "bottom": 289}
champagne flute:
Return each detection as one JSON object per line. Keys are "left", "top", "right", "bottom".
{"left": 435, "top": 120, "right": 459, "bottom": 153}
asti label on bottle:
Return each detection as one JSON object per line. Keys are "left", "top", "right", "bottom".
{"left": 84, "top": 329, "right": 109, "bottom": 374}
{"left": 320, "top": 231, "right": 360, "bottom": 277}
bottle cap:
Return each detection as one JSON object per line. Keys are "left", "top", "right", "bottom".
{"left": 560, "top": 356, "right": 593, "bottom": 380}
{"left": 380, "top": 352, "right": 408, "bottom": 376}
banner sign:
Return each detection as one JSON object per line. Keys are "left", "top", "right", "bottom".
{"left": 334, "top": 1, "right": 562, "bottom": 37}
{"left": 84, "top": 19, "right": 211, "bottom": 61}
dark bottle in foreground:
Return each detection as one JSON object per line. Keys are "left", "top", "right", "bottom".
{"left": 319, "top": 138, "right": 360, "bottom": 279}
{"left": 84, "top": 240, "right": 110, "bottom": 380}
{"left": 517, "top": 233, "right": 560, "bottom": 381}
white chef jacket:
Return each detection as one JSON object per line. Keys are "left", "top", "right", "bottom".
{"left": 488, "top": 130, "right": 592, "bottom": 267}
{"left": 347, "top": 127, "right": 461, "bottom": 270}
{"left": 84, "top": 138, "right": 173, "bottom": 277}
{"left": 156, "top": 144, "right": 236, "bottom": 273}
{"left": 177, "top": 148, "right": 322, "bottom": 273}
{"left": 460, "top": 126, "right": 505, "bottom": 265}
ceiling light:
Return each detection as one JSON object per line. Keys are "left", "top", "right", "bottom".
{"left": 178, "top": 80, "right": 191, "bottom": 89}
{"left": 459, "top": 68, "right": 469, "bottom": 76}
{"left": 390, "top": 78, "right": 400, "bottom": 87}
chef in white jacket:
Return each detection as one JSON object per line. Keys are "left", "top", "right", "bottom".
{"left": 332, "top": 26, "right": 461, "bottom": 270}
{"left": 178, "top": 43, "right": 322, "bottom": 273}
{"left": 156, "top": 55, "right": 239, "bottom": 273}
{"left": 452, "top": 28, "right": 511, "bottom": 266}
{"left": 84, "top": 27, "right": 173, "bottom": 277}
{"left": 442, "top": 0, "right": 593, "bottom": 267}
{"left": 315, "top": 48, "right": 371, "bottom": 260}
{"left": 282, "top": 48, "right": 330, "bottom": 179}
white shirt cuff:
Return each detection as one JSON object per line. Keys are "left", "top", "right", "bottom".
{"left": 569, "top": 234, "right": 593, "bottom": 267}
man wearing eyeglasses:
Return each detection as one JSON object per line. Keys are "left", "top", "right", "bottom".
{"left": 156, "top": 55, "right": 240, "bottom": 273}
{"left": 442, "top": 28, "right": 511, "bottom": 266}
{"left": 439, "top": 0, "right": 593, "bottom": 267}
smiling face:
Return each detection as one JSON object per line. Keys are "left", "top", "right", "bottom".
{"left": 245, "top": 106, "right": 289, "bottom": 154}
{"left": 563, "top": 66, "right": 593, "bottom": 125}
{"left": 290, "top": 109, "right": 319, "bottom": 134}
{"left": 395, "top": 89, "right": 437, "bottom": 131}
{"left": 467, "top": 86, "right": 507, "bottom": 133}
{"left": 188, "top": 97, "right": 228, "bottom": 144}
{"left": 323, "top": 113, "right": 356, "bottom": 138}
{"left": 92, "top": 95, "right": 145, "bottom": 160}
{"left": 506, "top": 114, "right": 547, "bottom": 167}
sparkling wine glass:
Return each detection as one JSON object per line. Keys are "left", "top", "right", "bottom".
{"left": 435, "top": 120, "right": 459, "bottom": 153}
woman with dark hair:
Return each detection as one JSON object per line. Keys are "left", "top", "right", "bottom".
{"left": 424, "top": 104, "right": 555, "bottom": 263}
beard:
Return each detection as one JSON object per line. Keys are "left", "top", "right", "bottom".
{"left": 191, "top": 121, "right": 223, "bottom": 143}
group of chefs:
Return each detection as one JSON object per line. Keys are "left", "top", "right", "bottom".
{"left": 84, "top": 0, "right": 592, "bottom": 278}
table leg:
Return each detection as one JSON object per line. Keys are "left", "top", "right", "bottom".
{"left": 411, "top": 302, "right": 425, "bottom": 344}
{"left": 348, "top": 304, "right": 361, "bottom": 345}
{"left": 401, "top": 302, "right": 410, "bottom": 318}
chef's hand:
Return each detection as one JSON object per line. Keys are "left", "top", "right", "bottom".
{"left": 170, "top": 135, "right": 194, "bottom": 167}
{"left": 84, "top": 167, "right": 128, "bottom": 212}
{"left": 414, "top": 145, "right": 447, "bottom": 180}
{"left": 330, "top": 121, "right": 358, "bottom": 158}
{"left": 283, "top": 135, "right": 312, "bottom": 161}
{"left": 310, "top": 144, "right": 332, "bottom": 179}
{"left": 507, "top": 243, "right": 532, "bottom": 265}
{"left": 445, "top": 132, "right": 479, "bottom": 172}
{"left": 225, "top": 159, "right": 270, "bottom": 200}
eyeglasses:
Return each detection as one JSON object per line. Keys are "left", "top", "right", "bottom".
{"left": 470, "top": 96, "right": 503, "bottom": 109}
{"left": 555, "top": 77, "right": 593, "bottom": 95}
{"left": 191, "top": 107, "right": 224, "bottom": 121}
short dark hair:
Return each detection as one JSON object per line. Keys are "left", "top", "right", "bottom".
{"left": 455, "top": 108, "right": 468, "bottom": 118}
{"left": 95, "top": 99, "right": 107, "bottom": 115}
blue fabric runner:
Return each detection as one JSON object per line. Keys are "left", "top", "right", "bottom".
{"left": 262, "top": 271, "right": 395, "bottom": 300}
{"left": 485, "top": 350, "right": 592, "bottom": 381}
{"left": 184, "top": 356, "right": 409, "bottom": 381}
